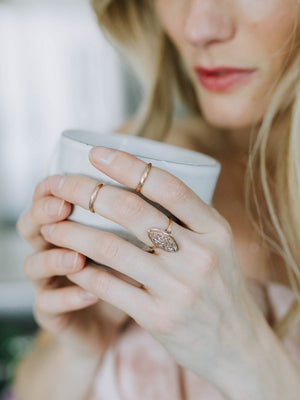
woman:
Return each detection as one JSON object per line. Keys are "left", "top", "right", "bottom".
{"left": 14, "top": 0, "right": 300, "bottom": 399}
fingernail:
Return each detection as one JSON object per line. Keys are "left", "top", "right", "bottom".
{"left": 60, "top": 252, "right": 77, "bottom": 270}
{"left": 72, "top": 252, "right": 79, "bottom": 270}
{"left": 51, "top": 175, "right": 66, "bottom": 192}
{"left": 58, "top": 200, "right": 65, "bottom": 216}
{"left": 90, "top": 147, "right": 116, "bottom": 165}
{"left": 40, "top": 224, "right": 55, "bottom": 238}
{"left": 80, "top": 290, "right": 98, "bottom": 301}
{"left": 45, "top": 198, "right": 65, "bottom": 216}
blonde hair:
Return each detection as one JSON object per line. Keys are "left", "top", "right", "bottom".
{"left": 91, "top": 0, "right": 300, "bottom": 338}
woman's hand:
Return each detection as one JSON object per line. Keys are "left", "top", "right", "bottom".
{"left": 16, "top": 178, "right": 130, "bottom": 357}
{"left": 38, "top": 146, "right": 270, "bottom": 389}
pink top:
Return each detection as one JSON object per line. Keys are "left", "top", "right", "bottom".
{"left": 90, "top": 281, "right": 300, "bottom": 400}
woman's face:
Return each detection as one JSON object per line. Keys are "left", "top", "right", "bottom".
{"left": 154, "top": 0, "right": 300, "bottom": 130}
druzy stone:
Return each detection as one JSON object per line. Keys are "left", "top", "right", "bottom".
{"left": 147, "top": 228, "right": 179, "bottom": 252}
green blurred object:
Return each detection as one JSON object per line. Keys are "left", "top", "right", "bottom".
{"left": 0, "top": 316, "right": 38, "bottom": 398}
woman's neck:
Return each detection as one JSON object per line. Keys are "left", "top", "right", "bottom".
{"left": 197, "top": 110, "right": 290, "bottom": 166}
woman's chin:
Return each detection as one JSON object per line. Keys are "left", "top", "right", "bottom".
{"left": 201, "top": 107, "right": 260, "bottom": 131}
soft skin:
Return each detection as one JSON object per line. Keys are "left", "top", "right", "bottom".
{"left": 154, "top": 0, "right": 300, "bottom": 130}
{"left": 16, "top": 1, "right": 300, "bottom": 398}
{"left": 34, "top": 146, "right": 300, "bottom": 400}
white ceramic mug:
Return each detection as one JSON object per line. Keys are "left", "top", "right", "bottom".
{"left": 49, "top": 129, "right": 221, "bottom": 249}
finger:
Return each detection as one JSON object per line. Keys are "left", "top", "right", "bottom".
{"left": 17, "top": 196, "right": 72, "bottom": 250}
{"left": 66, "top": 261, "right": 152, "bottom": 321}
{"left": 68, "top": 260, "right": 144, "bottom": 289}
{"left": 46, "top": 174, "right": 189, "bottom": 251}
{"left": 32, "top": 175, "right": 65, "bottom": 201}
{"left": 24, "top": 249, "right": 86, "bottom": 282}
{"left": 35, "top": 285, "right": 98, "bottom": 315}
{"left": 41, "top": 275, "right": 72, "bottom": 291}
{"left": 89, "top": 146, "right": 220, "bottom": 233}
{"left": 40, "top": 221, "right": 168, "bottom": 293}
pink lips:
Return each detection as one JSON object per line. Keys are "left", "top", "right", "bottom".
{"left": 194, "top": 66, "right": 257, "bottom": 92}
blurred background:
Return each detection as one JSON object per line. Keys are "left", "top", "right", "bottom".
{"left": 0, "top": 0, "right": 141, "bottom": 397}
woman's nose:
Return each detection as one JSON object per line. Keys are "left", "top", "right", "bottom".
{"left": 184, "top": 0, "right": 235, "bottom": 47}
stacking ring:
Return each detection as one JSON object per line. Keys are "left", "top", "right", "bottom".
{"left": 135, "top": 163, "right": 152, "bottom": 194}
{"left": 89, "top": 183, "right": 104, "bottom": 213}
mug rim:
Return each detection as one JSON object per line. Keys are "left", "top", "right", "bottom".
{"left": 62, "top": 129, "right": 220, "bottom": 169}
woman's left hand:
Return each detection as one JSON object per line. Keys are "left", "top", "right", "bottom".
{"left": 40, "top": 146, "right": 268, "bottom": 387}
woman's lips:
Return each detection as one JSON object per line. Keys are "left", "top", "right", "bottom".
{"left": 194, "top": 67, "right": 257, "bottom": 92}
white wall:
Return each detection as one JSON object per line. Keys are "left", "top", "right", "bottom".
{"left": 0, "top": 0, "right": 126, "bottom": 220}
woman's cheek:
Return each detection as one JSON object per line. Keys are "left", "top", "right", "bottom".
{"left": 239, "top": 0, "right": 293, "bottom": 19}
{"left": 241, "top": 0, "right": 297, "bottom": 48}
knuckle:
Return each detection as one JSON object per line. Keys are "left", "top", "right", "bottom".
{"left": 210, "top": 206, "right": 223, "bottom": 219}
{"left": 115, "top": 193, "right": 144, "bottom": 220}
{"left": 28, "top": 203, "right": 40, "bottom": 223}
{"left": 200, "top": 246, "right": 219, "bottom": 272}
{"left": 33, "top": 178, "right": 48, "bottom": 199}
{"left": 164, "top": 177, "right": 189, "bottom": 203}
{"left": 216, "top": 220, "right": 233, "bottom": 245}
{"left": 17, "top": 213, "right": 35, "bottom": 241}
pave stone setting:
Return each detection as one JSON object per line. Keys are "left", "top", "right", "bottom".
{"left": 147, "top": 228, "right": 179, "bottom": 252}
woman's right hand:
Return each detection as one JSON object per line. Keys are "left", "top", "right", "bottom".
{"left": 17, "top": 176, "right": 129, "bottom": 357}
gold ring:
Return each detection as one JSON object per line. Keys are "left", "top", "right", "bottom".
{"left": 136, "top": 163, "right": 152, "bottom": 193}
{"left": 89, "top": 183, "right": 104, "bottom": 213}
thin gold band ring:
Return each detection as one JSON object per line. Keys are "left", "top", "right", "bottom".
{"left": 135, "top": 163, "right": 152, "bottom": 193}
{"left": 89, "top": 183, "right": 104, "bottom": 213}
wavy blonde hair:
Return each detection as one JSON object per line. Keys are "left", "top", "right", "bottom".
{"left": 91, "top": 0, "right": 300, "bottom": 339}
